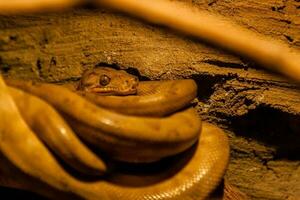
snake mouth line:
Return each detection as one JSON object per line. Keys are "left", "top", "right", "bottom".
{"left": 88, "top": 86, "right": 137, "bottom": 96}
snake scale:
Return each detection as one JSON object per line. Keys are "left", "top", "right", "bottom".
{"left": 0, "top": 67, "right": 230, "bottom": 200}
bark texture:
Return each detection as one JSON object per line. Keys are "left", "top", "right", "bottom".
{"left": 0, "top": 0, "right": 299, "bottom": 199}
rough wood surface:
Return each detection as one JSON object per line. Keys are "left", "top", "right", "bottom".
{"left": 0, "top": 0, "right": 299, "bottom": 199}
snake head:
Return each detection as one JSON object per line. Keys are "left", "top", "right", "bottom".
{"left": 77, "top": 67, "right": 139, "bottom": 95}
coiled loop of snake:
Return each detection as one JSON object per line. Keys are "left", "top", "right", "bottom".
{"left": 6, "top": 78, "right": 201, "bottom": 162}
{"left": 1, "top": 68, "right": 230, "bottom": 200}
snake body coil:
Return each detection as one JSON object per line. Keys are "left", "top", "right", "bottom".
{"left": 1, "top": 67, "right": 230, "bottom": 199}
{"left": 7, "top": 78, "right": 201, "bottom": 162}
{"left": 8, "top": 86, "right": 107, "bottom": 175}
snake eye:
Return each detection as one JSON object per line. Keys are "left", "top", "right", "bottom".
{"left": 99, "top": 75, "right": 110, "bottom": 86}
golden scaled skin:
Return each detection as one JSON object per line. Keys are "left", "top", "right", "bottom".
{"left": 8, "top": 86, "right": 107, "bottom": 175}
{"left": 1, "top": 68, "right": 230, "bottom": 200}
{"left": 87, "top": 122, "right": 229, "bottom": 200}
{"left": 0, "top": 100, "right": 229, "bottom": 199}
{"left": 7, "top": 78, "right": 201, "bottom": 163}
{"left": 79, "top": 79, "right": 198, "bottom": 117}
{"left": 76, "top": 67, "right": 197, "bottom": 116}
{"left": 0, "top": 76, "right": 88, "bottom": 197}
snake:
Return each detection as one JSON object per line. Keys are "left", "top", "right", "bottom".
{"left": 7, "top": 86, "right": 107, "bottom": 175}
{"left": 75, "top": 67, "right": 198, "bottom": 117}
{"left": 6, "top": 69, "right": 201, "bottom": 163}
{"left": 0, "top": 67, "right": 230, "bottom": 199}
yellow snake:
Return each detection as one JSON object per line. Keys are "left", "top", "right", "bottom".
{"left": 0, "top": 67, "right": 230, "bottom": 199}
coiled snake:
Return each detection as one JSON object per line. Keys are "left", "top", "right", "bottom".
{"left": 0, "top": 67, "right": 230, "bottom": 200}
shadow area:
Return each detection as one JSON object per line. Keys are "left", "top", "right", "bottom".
{"left": 229, "top": 105, "right": 300, "bottom": 160}
{"left": 105, "top": 142, "right": 197, "bottom": 187}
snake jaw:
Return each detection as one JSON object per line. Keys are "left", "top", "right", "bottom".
{"left": 87, "top": 85, "right": 138, "bottom": 96}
